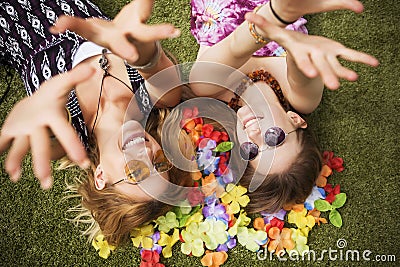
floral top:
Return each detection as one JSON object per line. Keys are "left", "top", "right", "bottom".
{"left": 190, "top": 0, "right": 308, "bottom": 56}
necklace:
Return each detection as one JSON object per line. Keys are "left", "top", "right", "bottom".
{"left": 90, "top": 49, "right": 135, "bottom": 136}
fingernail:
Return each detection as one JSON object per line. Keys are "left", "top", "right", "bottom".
{"left": 169, "top": 29, "right": 181, "bottom": 39}
{"left": 41, "top": 177, "right": 53, "bottom": 190}
{"left": 11, "top": 169, "right": 21, "bottom": 182}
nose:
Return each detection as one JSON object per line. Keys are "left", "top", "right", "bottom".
{"left": 246, "top": 127, "right": 263, "bottom": 146}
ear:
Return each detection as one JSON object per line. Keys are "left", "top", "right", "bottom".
{"left": 287, "top": 111, "right": 307, "bottom": 129}
{"left": 94, "top": 164, "right": 106, "bottom": 190}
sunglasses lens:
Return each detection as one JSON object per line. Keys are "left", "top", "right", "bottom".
{"left": 264, "top": 126, "right": 286, "bottom": 147}
{"left": 239, "top": 142, "right": 259, "bottom": 161}
{"left": 124, "top": 160, "right": 150, "bottom": 183}
{"left": 153, "top": 150, "right": 173, "bottom": 173}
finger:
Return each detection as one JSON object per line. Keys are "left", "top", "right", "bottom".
{"left": 128, "top": 24, "right": 181, "bottom": 43}
{"left": 50, "top": 117, "right": 89, "bottom": 169}
{"left": 327, "top": 55, "right": 358, "bottom": 82}
{"left": 30, "top": 128, "right": 53, "bottom": 189}
{"left": 293, "top": 50, "right": 319, "bottom": 78}
{"left": 43, "top": 64, "right": 95, "bottom": 98}
{"left": 245, "top": 12, "right": 268, "bottom": 27}
{"left": 50, "top": 15, "right": 101, "bottom": 41}
{"left": 109, "top": 36, "right": 139, "bottom": 63}
{"left": 0, "top": 134, "right": 12, "bottom": 154}
{"left": 5, "top": 137, "right": 29, "bottom": 182}
{"left": 337, "top": 0, "right": 364, "bottom": 13}
{"left": 310, "top": 52, "right": 340, "bottom": 90}
{"left": 339, "top": 49, "right": 380, "bottom": 67}
{"left": 319, "top": 0, "right": 364, "bottom": 14}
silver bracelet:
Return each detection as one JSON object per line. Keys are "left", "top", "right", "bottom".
{"left": 126, "top": 41, "right": 162, "bottom": 70}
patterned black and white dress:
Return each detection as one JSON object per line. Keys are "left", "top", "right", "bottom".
{"left": 0, "top": 0, "right": 152, "bottom": 149}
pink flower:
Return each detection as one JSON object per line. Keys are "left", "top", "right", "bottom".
{"left": 188, "top": 187, "right": 205, "bottom": 206}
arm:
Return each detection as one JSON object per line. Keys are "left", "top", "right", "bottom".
{"left": 50, "top": 0, "right": 182, "bottom": 107}
{"left": 191, "top": 0, "right": 379, "bottom": 113}
{"left": 246, "top": 0, "right": 378, "bottom": 113}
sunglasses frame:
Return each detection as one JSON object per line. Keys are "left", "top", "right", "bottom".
{"left": 239, "top": 126, "right": 298, "bottom": 161}
{"left": 111, "top": 150, "right": 173, "bottom": 186}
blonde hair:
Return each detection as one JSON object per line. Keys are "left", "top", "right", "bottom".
{"left": 63, "top": 108, "right": 194, "bottom": 246}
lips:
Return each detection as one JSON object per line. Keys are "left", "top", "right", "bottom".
{"left": 242, "top": 115, "right": 264, "bottom": 129}
{"left": 122, "top": 134, "right": 145, "bottom": 151}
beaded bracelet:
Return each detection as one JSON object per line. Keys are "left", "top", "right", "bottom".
{"left": 248, "top": 5, "right": 269, "bottom": 44}
{"left": 126, "top": 40, "right": 162, "bottom": 70}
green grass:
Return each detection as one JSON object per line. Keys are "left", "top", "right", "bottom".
{"left": 0, "top": 0, "right": 399, "bottom": 266}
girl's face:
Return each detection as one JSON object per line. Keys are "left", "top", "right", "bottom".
{"left": 97, "top": 120, "right": 170, "bottom": 200}
{"left": 235, "top": 82, "right": 306, "bottom": 178}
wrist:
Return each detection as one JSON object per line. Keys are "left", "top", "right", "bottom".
{"left": 256, "top": 1, "right": 299, "bottom": 28}
{"left": 247, "top": 4, "right": 288, "bottom": 45}
{"left": 126, "top": 41, "right": 162, "bottom": 71}
{"left": 268, "top": 0, "right": 300, "bottom": 25}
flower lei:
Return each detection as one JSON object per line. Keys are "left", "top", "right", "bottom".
{"left": 92, "top": 107, "right": 347, "bottom": 266}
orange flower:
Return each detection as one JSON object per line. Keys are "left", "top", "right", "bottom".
{"left": 307, "top": 209, "right": 328, "bottom": 226}
{"left": 201, "top": 251, "right": 228, "bottom": 267}
{"left": 267, "top": 227, "right": 295, "bottom": 255}
{"left": 315, "top": 165, "right": 333, "bottom": 187}
{"left": 253, "top": 217, "right": 266, "bottom": 231}
{"left": 201, "top": 173, "right": 217, "bottom": 196}
{"left": 283, "top": 203, "right": 304, "bottom": 212}
{"left": 191, "top": 171, "right": 203, "bottom": 181}
{"left": 189, "top": 123, "right": 203, "bottom": 144}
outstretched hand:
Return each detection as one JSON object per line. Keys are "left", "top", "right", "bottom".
{"left": 268, "top": 0, "right": 364, "bottom": 23}
{"left": 50, "top": 0, "right": 180, "bottom": 63}
{"left": 0, "top": 65, "right": 94, "bottom": 189}
{"left": 245, "top": 2, "right": 379, "bottom": 90}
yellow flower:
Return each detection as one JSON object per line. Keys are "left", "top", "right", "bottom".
{"left": 131, "top": 224, "right": 155, "bottom": 249}
{"left": 184, "top": 211, "right": 204, "bottom": 226}
{"left": 288, "top": 228, "right": 309, "bottom": 255}
{"left": 288, "top": 208, "right": 315, "bottom": 231}
{"left": 158, "top": 229, "right": 180, "bottom": 258}
{"left": 220, "top": 184, "right": 250, "bottom": 214}
{"left": 92, "top": 234, "right": 116, "bottom": 259}
{"left": 228, "top": 211, "right": 251, "bottom": 236}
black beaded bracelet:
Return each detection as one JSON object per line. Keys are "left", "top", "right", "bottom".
{"left": 269, "top": 0, "right": 297, "bottom": 25}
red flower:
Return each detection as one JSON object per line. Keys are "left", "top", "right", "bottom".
{"left": 324, "top": 184, "right": 341, "bottom": 204}
{"left": 323, "top": 151, "right": 344, "bottom": 172}
{"left": 187, "top": 187, "right": 205, "bottom": 206}
{"left": 265, "top": 217, "right": 284, "bottom": 233}
{"left": 210, "top": 131, "right": 222, "bottom": 143}
{"left": 202, "top": 124, "right": 214, "bottom": 138}
{"left": 140, "top": 250, "right": 165, "bottom": 267}
{"left": 221, "top": 132, "right": 229, "bottom": 142}
{"left": 218, "top": 153, "right": 229, "bottom": 174}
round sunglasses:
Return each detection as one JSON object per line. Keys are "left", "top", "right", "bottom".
{"left": 239, "top": 126, "right": 298, "bottom": 161}
{"left": 111, "top": 150, "right": 173, "bottom": 186}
